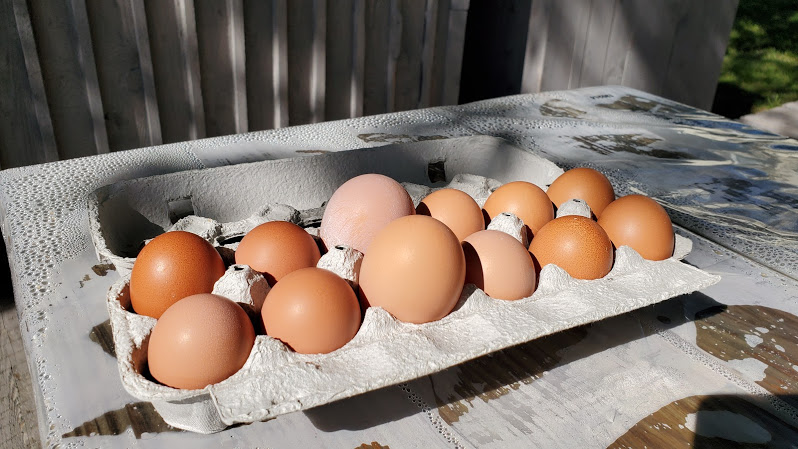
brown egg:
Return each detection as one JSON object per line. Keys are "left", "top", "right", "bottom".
{"left": 417, "top": 188, "right": 485, "bottom": 241}
{"left": 261, "top": 267, "right": 360, "bottom": 354}
{"left": 130, "top": 231, "right": 226, "bottom": 319}
{"left": 320, "top": 174, "right": 415, "bottom": 253}
{"left": 359, "top": 215, "right": 465, "bottom": 324}
{"left": 597, "top": 194, "right": 675, "bottom": 261}
{"left": 463, "top": 230, "right": 536, "bottom": 300}
{"left": 235, "top": 221, "right": 321, "bottom": 285}
{"left": 483, "top": 181, "right": 554, "bottom": 241}
{"left": 529, "top": 215, "right": 614, "bottom": 280}
{"left": 148, "top": 293, "right": 255, "bottom": 390}
{"left": 546, "top": 167, "right": 615, "bottom": 218}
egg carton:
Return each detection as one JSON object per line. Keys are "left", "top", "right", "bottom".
{"left": 90, "top": 136, "right": 721, "bottom": 433}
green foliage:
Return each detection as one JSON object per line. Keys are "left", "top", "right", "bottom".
{"left": 720, "top": 0, "right": 798, "bottom": 113}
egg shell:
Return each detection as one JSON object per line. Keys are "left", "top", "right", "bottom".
{"left": 416, "top": 188, "right": 485, "bottom": 241}
{"left": 148, "top": 293, "right": 256, "bottom": 390}
{"left": 320, "top": 173, "right": 415, "bottom": 253}
{"left": 359, "top": 215, "right": 466, "bottom": 324}
{"left": 546, "top": 167, "right": 615, "bottom": 218}
{"left": 463, "top": 230, "right": 536, "bottom": 301}
{"left": 483, "top": 181, "right": 554, "bottom": 241}
{"left": 529, "top": 215, "right": 614, "bottom": 280}
{"left": 598, "top": 194, "right": 675, "bottom": 261}
{"left": 130, "top": 231, "right": 226, "bottom": 319}
{"left": 261, "top": 267, "right": 361, "bottom": 354}
{"left": 235, "top": 220, "right": 321, "bottom": 285}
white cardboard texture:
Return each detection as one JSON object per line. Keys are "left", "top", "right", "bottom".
{"left": 92, "top": 136, "right": 719, "bottom": 433}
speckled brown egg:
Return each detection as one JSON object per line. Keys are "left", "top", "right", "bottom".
{"left": 529, "top": 215, "right": 614, "bottom": 280}
{"left": 148, "top": 293, "right": 255, "bottom": 390}
{"left": 320, "top": 174, "right": 415, "bottom": 253}
{"left": 463, "top": 230, "right": 536, "bottom": 300}
{"left": 235, "top": 221, "right": 321, "bottom": 285}
{"left": 546, "top": 167, "right": 615, "bottom": 218}
{"left": 483, "top": 181, "right": 554, "bottom": 241}
{"left": 261, "top": 267, "right": 361, "bottom": 354}
{"left": 417, "top": 188, "right": 485, "bottom": 241}
{"left": 598, "top": 194, "right": 675, "bottom": 261}
{"left": 130, "top": 231, "right": 226, "bottom": 319}
{"left": 359, "top": 215, "right": 466, "bottom": 324}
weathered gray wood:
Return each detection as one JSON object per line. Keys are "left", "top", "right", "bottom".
{"left": 417, "top": 0, "right": 438, "bottom": 108}
{"left": 578, "top": 0, "right": 616, "bottom": 87}
{"left": 363, "top": 0, "right": 394, "bottom": 115}
{"left": 619, "top": 0, "right": 685, "bottom": 95}
{"left": 244, "top": 0, "right": 281, "bottom": 131}
{"left": 195, "top": 0, "right": 247, "bottom": 137}
{"left": 429, "top": 0, "right": 468, "bottom": 106}
{"left": 539, "top": 1, "right": 575, "bottom": 92}
{"left": 273, "top": 0, "right": 289, "bottom": 128}
{"left": 0, "top": 0, "right": 58, "bottom": 169}
{"left": 521, "top": 0, "right": 550, "bottom": 94}
{"left": 662, "top": 0, "right": 739, "bottom": 109}
{"left": 394, "top": 0, "right": 431, "bottom": 111}
{"left": 325, "top": 0, "right": 361, "bottom": 121}
{"left": 144, "top": 0, "right": 205, "bottom": 143}
{"left": 601, "top": 0, "right": 631, "bottom": 86}
{"left": 287, "top": 0, "right": 326, "bottom": 125}
{"left": 85, "top": 0, "right": 161, "bottom": 151}
{"left": 27, "top": 0, "right": 109, "bottom": 160}
{"left": 567, "top": 0, "right": 593, "bottom": 88}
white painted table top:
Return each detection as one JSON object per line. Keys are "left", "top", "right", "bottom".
{"left": 2, "top": 86, "right": 798, "bottom": 448}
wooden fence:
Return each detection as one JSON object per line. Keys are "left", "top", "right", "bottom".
{"left": 0, "top": 0, "right": 737, "bottom": 170}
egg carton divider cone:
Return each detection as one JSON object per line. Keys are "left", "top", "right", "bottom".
{"left": 89, "top": 136, "right": 720, "bottom": 433}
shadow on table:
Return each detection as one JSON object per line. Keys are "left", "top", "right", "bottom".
{"left": 305, "top": 291, "right": 726, "bottom": 432}
{"left": 610, "top": 393, "right": 798, "bottom": 448}
{"left": 1, "top": 239, "right": 15, "bottom": 312}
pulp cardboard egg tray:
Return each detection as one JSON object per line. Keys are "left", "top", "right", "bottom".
{"left": 89, "top": 136, "right": 720, "bottom": 433}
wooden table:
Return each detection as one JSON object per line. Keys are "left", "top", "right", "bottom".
{"left": 2, "top": 86, "right": 798, "bottom": 448}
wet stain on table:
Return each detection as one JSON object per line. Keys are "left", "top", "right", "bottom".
{"left": 89, "top": 319, "right": 115, "bottom": 357}
{"left": 62, "top": 402, "right": 180, "bottom": 439}
{"left": 431, "top": 326, "right": 588, "bottom": 424}
{"left": 609, "top": 394, "right": 798, "bottom": 448}
{"left": 694, "top": 305, "right": 798, "bottom": 407}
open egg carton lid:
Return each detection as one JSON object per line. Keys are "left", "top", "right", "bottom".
{"left": 90, "top": 136, "right": 720, "bottom": 433}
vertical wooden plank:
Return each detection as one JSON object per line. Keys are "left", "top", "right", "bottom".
{"left": 363, "top": 0, "right": 393, "bottom": 115}
{"left": 325, "top": 0, "right": 358, "bottom": 121}
{"left": 144, "top": 0, "right": 205, "bottom": 143}
{"left": 273, "top": 0, "right": 289, "bottom": 128}
{"left": 601, "top": 0, "right": 631, "bottom": 86}
{"left": 244, "top": 0, "right": 276, "bottom": 130}
{"left": 394, "top": 0, "right": 434, "bottom": 111}
{"left": 27, "top": 0, "right": 109, "bottom": 160}
{"left": 0, "top": 0, "right": 58, "bottom": 168}
{"left": 195, "top": 0, "right": 247, "bottom": 137}
{"left": 521, "top": 0, "right": 550, "bottom": 93}
{"left": 440, "top": 0, "right": 468, "bottom": 105}
{"left": 85, "top": 0, "right": 161, "bottom": 151}
{"left": 567, "top": 0, "right": 593, "bottom": 88}
{"left": 661, "top": 0, "right": 738, "bottom": 109}
{"left": 539, "top": 0, "right": 575, "bottom": 92}
{"left": 416, "top": 0, "right": 438, "bottom": 108}
{"left": 429, "top": 0, "right": 451, "bottom": 106}
{"left": 578, "top": 0, "right": 617, "bottom": 87}
{"left": 619, "top": 0, "right": 685, "bottom": 95}
{"left": 350, "top": 0, "right": 365, "bottom": 117}
{"left": 287, "top": 0, "right": 326, "bottom": 125}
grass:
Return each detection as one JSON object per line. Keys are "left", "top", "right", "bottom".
{"left": 713, "top": 0, "right": 798, "bottom": 117}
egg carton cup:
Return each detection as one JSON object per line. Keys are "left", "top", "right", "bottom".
{"left": 91, "top": 136, "right": 720, "bottom": 433}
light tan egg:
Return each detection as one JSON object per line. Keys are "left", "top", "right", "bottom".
{"left": 359, "top": 215, "right": 465, "bottom": 324}
{"left": 463, "top": 230, "right": 536, "bottom": 300}
{"left": 597, "top": 194, "right": 675, "bottom": 261}
{"left": 417, "top": 188, "right": 485, "bottom": 241}
{"left": 529, "top": 215, "right": 614, "bottom": 280}
{"left": 148, "top": 293, "right": 255, "bottom": 390}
